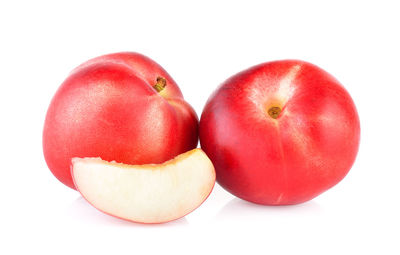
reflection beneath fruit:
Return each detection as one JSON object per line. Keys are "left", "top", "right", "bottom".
{"left": 217, "top": 197, "right": 325, "bottom": 220}
{"left": 67, "top": 196, "right": 189, "bottom": 227}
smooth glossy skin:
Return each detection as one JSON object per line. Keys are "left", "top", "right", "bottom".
{"left": 43, "top": 52, "right": 198, "bottom": 189}
{"left": 200, "top": 60, "right": 360, "bottom": 205}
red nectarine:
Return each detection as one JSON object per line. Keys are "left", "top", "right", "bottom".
{"left": 200, "top": 60, "right": 360, "bottom": 205}
{"left": 43, "top": 52, "right": 198, "bottom": 189}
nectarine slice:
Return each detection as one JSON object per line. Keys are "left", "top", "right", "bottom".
{"left": 71, "top": 149, "right": 215, "bottom": 223}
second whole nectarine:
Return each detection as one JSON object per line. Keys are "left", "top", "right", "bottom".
{"left": 200, "top": 60, "right": 360, "bottom": 205}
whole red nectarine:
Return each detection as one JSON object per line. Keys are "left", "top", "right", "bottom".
{"left": 43, "top": 52, "right": 198, "bottom": 189}
{"left": 199, "top": 60, "right": 360, "bottom": 205}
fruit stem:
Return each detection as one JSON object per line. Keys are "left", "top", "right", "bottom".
{"left": 268, "top": 106, "right": 282, "bottom": 119}
{"left": 153, "top": 77, "right": 167, "bottom": 92}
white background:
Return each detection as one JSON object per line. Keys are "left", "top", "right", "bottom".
{"left": 1, "top": 0, "right": 399, "bottom": 254}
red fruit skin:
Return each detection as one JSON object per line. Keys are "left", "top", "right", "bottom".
{"left": 199, "top": 60, "right": 360, "bottom": 205}
{"left": 43, "top": 52, "right": 198, "bottom": 189}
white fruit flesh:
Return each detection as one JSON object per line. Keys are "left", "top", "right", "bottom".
{"left": 71, "top": 149, "right": 215, "bottom": 223}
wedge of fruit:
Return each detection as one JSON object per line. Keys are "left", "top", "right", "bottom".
{"left": 71, "top": 149, "right": 215, "bottom": 224}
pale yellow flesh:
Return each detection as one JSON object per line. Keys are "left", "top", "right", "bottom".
{"left": 72, "top": 149, "right": 216, "bottom": 223}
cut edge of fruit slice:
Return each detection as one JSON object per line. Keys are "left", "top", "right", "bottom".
{"left": 71, "top": 148, "right": 216, "bottom": 224}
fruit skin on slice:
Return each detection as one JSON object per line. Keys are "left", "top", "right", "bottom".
{"left": 71, "top": 149, "right": 216, "bottom": 224}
